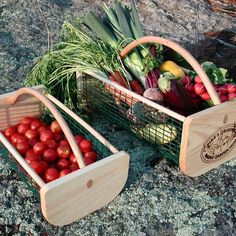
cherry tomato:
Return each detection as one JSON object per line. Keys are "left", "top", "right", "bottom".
{"left": 74, "top": 135, "right": 84, "bottom": 145}
{"left": 21, "top": 116, "right": 34, "bottom": 125}
{"left": 54, "top": 133, "right": 63, "bottom": 142}
{"left": 28, "top": 139, "right": 38, "bottom": 148}
{"left": 57, "top": 145, "right": 71, "bottom": 159}
{"left": 69, "top": 163, "right": 79, "bottom": 172}
{"left": 40, "top": 130, "right": 54, "bottom": 143}
{"left": 18, "top": 124, "right": 30, "bottom": 134}
{"left": 29, "top": 161, "right": 44, "bottom": 174}
{"left": 33, "top": 142, "right": 47, "bottom": 155}
{"left": 45, "top": 139, "right": 58, "bottom": 149}
{"left": 37, "top": 126, "right": 48, "bottom": 134}
{"left": 30, "top": 119, "right": 42, "bottom": 130}
{"left": 59, "top": 139, "right": 70, "bottom": 147}
{"left": 25, "top": 154, "right": 41, "bottom": 164}
{"left": 25, "top": 129, "right": 38, "bottom": 140}
{"left": 79, "top": 140, "right": 92, "bottom": 153}
{"left": 43, "top": 149, "right": 58, "bottom": 163}
{"left": 84, "top": 156, "right": 95, "bottom": 166}
{"left": 11, "top": 133, "right": 27, "bottom": 146}
{"left": 84, "top": 151, "right": 97, "bottom": 162}
{"left": 5, "top": 126, "right": 17, "bottom": 137}
{"left": 59, "top": 169, "right": 71, "bottom": 177}
{"left": 40, "top": 160, "right": 49, "bottom": 172}
{"left": 57, "top": 159, "right": 70, "bottom": 170}
{"left": 50, "top": 121, "right": 62, "bottom": 134}
{"left": 16, "top": 141, "right": 30, "bottom": 155}
{"left": 69, "top": 153, "right": 77, "bottom": 164}
{"left": 25, "top": 149, "right": 41, "bottom": 159}
{"left": 44, "top": 168, "right": 59, "bottom": 183}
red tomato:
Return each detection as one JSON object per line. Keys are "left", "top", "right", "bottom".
{"left": 50, "top": 121, "right": 62, "bottom": 134}
{"left": 28, "top": 139, "right": 38, "bottom": 148}
{"left": 59, "top": 169, "right": 71, "bottom": 177}
{"left": 30, "top": 119, "right": 42, "bottom": 130}
{"left": 33, "top": 142, "right": 47, "bottom": 155}
{"left": 84, "top": 156, "right": 95, "bottom": 166}
{"left": 57, "top": 159, "right": 70, "bottom": 170}
{"left": 69, "top": 153, "right": 77, "bottom": 164}
{"left": 25, "top": 154, "right": 41, "bottom": 164}
{"left": 11, "top": 133, "right": 27, "bottom": 145}
{"left": 69, "top": 163, "right": 79, "bottom": 172}
{"left": 16, "top": 141, "right": 30, "bottom": 155}
{"left": 79, "top": 140, "right": 93, "bottom": 153}
{"left": 40, "top": 160, "right": 49, "bottom": 172}
{"left": 45, "top": 140, "right": 57, "bottom": 149}
{"left": 25, "top": 129, "right": 38, "bottom": 140}
{"left": 84, "top": 151, "right": 97, "bottom": 162}
{"left": 40, "top": 130, "right": 54, "bottom": 143}
{"left": 57, "top": 145, "right": 71, "bottom": 158}
{"left": 37, "top": 126, "right": 48, "bottom": 134}
{"left": 54, "top": 133, "right": 63, "bottom": 142}
{"left": 44, "top": 168, "right": 59, "bottom": 183}
{"left": 74, "top": 135, "right": 84, "bottom": 145}
{"left": 21, "top": 116, "right": 34, "bottom": 125}
{"left": 29, "top": 161, "right": 44, "bottom": 174}
{"left": 25, "top": 149, "right": 41, "bottom": 159}
{"left": 59, "top": 139, "right": 70, "bottom": 146}
{"left": 18, "top": 123, "right": 30, "bottom": 134}
{"left": 43, "top": 149, "right": 58, "bottom": 163}
{"left": 5, "top": 126, "right": 17, "bottom": 137}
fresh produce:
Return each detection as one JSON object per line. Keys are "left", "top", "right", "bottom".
{"left": 137, "top": 123, "right": 178, "bottom": 144}
{"left": 2, "top": 116, "right": 98, "bottom": 183}
{"left": 160, "top": 61, "right": 185, "bottom": 79}
{"left": 143, "top": 88, "right": 164, "bottom": 104}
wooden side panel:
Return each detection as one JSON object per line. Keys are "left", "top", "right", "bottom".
{"left": 40, "top": 151, "right": 129, "bottom": 226}
{"left": 0, "top": 86, "right": 44, "bottom": 130}
{"left": 180, "top": 100, "right": 236, "bottom": 177}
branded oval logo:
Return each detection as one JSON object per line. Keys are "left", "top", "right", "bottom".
{"left": 201, "top": 123, "right": 236, "bottom": 163}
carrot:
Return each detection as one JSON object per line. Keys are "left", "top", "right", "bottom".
{"left": 130, "top": 80, "right": 144, "bottom": 95}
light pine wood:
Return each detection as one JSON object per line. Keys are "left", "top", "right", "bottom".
{"left": 7, "top": 87, "right": 85, "bottom": 168}
{"left": 47, "top": 94, "right": 119, "bottom": 154}
{"left": 40, "top": 151, "right": 129, "bottom": 226}
{"left": 0, "top": 85, "right": 44, "bottom": 130}
{"left": 84, "top": 71, "right": 185, "bottom": 122}
{"left": 119, "top": 36, "right": 221, "bottom": 105}
{"left": 180, "top": 99, "right": 236, "bottom": 177}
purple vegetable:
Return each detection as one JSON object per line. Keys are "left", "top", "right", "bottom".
{"left": 145, "top": 67, "right": 160, "bottom": 88}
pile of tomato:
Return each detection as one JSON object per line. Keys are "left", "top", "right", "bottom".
{"left": 2, "top": 116, "right": 97, "bottom": 183}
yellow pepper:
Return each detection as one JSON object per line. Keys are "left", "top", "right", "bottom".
{"left": 159, "top": 61, "right": 185, "bottom": 79}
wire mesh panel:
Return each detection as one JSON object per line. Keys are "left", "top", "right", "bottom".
{"left": 81, "top": 76, "right": 183, "bottom": 164}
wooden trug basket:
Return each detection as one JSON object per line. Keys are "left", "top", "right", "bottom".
{"left": 79, "top": 36, "right": 236, "bottom": 177}
{"left": 0, "top": 86, "right": 129, "bottom": 226}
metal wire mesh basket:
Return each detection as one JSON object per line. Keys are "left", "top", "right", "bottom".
{"left": 79, "top": 36, "right": 236, "bottom": 177}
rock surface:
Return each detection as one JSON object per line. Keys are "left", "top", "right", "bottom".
{"left": 0, "top": 0, "right": 236, "bottom": 235}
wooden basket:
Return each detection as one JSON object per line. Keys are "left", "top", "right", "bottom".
{"left": 78, "top": 36, "right": 236, "bottom": 177}
{"left": 0, "top": 86, "right": 129, "bottom": 226}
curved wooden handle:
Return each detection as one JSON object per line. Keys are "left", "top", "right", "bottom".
{"left": 120, "top": 36, "right": 221, "bottom": 105}
{"left": 8, "top": 87, "right": 86, "bottom": 168}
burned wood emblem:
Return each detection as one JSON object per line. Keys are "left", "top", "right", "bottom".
{"left": 201, "top": 123, "right": 236, "bottom": 163}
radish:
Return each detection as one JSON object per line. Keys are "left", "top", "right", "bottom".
{"left": 220, "top": 95, "right": 228, "bottom": 103}
{"left": 227, "top": 84, "right": 236, "bottom": 93}
{"left": 185, "top": 84, "right": 194, "bottom": 93}
{"left": 194, "top": 75, "right": 202, "bottom": 83}
{"left": 194, "top": 83, "right": 206, "bottom": 95}
{"left": 200, "top": 92, "right": 210, "bottom": 101}
{"left": 181, "top": 76, "right": 191, "bottom": 86}
{"left": 219, "top": 84, "right": 228, "bottom": 95}
{"left": 213, "top": 84, "right": 220, "bottom": 93}
{"left": 228, "top": 92, "right": 236, "bottom": 100}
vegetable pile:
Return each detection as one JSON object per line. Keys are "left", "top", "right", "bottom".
{"left": 24, "top": 0, "right": 236, "bottom": 146}
{"left": 2, "top": 117, "right": 97, "bottom": 183}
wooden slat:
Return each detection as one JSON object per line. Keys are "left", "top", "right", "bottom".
{"left": 40, "top": 151, "right": 129, "bottom": 226}
{"left": 179, "top": 99, "right": 236, "bottom": 177}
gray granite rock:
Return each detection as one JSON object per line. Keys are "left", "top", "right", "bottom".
{"left": 0, "top": 0, "right": 235, "bottom": 235}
